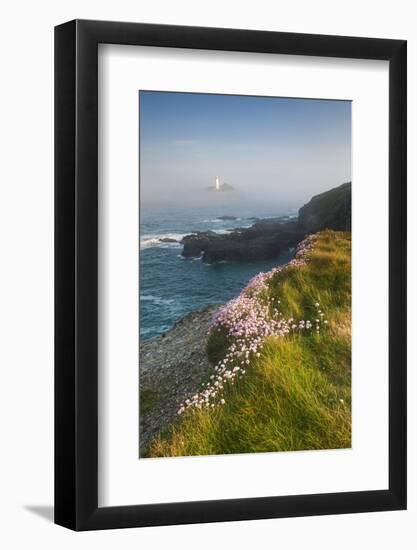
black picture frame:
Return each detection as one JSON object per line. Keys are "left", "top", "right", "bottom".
{"left": 55, "top": 19, "right": 407, "bottom": 531}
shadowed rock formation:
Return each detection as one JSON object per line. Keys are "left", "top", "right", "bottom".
{"left": 298, "top": 182, "right": 351, "bottom": 233}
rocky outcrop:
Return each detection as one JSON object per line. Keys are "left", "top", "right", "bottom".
{"left": 180, "top": 183, "right": 351, "bottom": 264}
{"left": 181, "top": 219, "right": 305, "bottom": 263}
{"left": 159, "top": 237, "right": 178, "bottom": 243}
{"left": 203, "top": 234, "right": 281, "bottom": 263}
{"left": 181, "top": 231, "right": 218, "bottom": 258}
{"left": 298, "top": 182, "right": 351, "bottom": 233}
{"left": 139, "top": 305, "right": 218, "bottom": 457}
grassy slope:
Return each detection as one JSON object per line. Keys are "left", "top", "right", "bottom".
{"left": 149, "top": 230, "right": 351, "bottom": 457}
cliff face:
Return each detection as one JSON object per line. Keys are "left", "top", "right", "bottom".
{"left": 298, "top": 182, "right": 351, "bottom": 233}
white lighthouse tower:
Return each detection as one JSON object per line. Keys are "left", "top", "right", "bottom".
{"left": 215, "top": 176, "right": 220, "bottom": 191}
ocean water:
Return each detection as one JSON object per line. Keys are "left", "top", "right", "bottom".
{"left": 140, "top": 199, "right": 297, "bottom": 341}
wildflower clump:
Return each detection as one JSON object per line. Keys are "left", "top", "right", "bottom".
{"left": 177, "top": 234, "right": 328, "bottom": 415}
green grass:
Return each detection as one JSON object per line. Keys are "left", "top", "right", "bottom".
{"left": 149, "top": 230, "right": 351, "bottom": 457}
{"left": 140, "top": 388, "right": 159, "bottom": 417}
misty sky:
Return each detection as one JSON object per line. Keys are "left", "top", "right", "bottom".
{"left": 139, "top": 91, "right": 351, "bottom": 209}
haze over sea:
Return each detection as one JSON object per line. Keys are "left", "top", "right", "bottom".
{"left": 140, "top": 196, "right": 297, "bottom": 341}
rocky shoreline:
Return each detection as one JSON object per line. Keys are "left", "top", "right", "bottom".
{"left": 181, "top": 217, "right": 304, "bottom": 263}
{"left": 139, "top": 305, "right": 218, "bottom": 457}
{"left": 179, "top": 182, "right": 351, "bottom": 263}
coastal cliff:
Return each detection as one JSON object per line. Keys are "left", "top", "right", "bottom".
{"left": 298, "top": 181, "right": 351, "bottom": 233}
{"left": 141, "top": 231, "right": 352, "bottom": 457}
{"left": 140, "top": 183, "right": 353, "bottom": 457}
{"left": 179, "top": 182, "right": 351, "bottom": 263}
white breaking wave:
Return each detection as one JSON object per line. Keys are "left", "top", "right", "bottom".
{"left": 203, "top": 218, "right": 241, "bottom": 223}
{"left": 140, "top": 294, "right": 175, "bottom": 306}
{"left": 141, "top": 228, "right": 238, "bottom": 250}
{"left": 140, "top": 233, "right": 185, "bottom": 250}
{"left": 203, "top": 218, "right": 223, "bottom": 223}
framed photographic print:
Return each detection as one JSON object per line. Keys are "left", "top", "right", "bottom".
{"left": 55, "top": 20, "right": 407, "bottom": 530}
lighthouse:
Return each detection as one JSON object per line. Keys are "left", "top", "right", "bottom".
{"left": 207, "top": 176, "right": 234, "bottom": 193}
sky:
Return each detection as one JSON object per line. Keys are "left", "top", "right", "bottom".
{"left": 139, "top": 91, "right": 351, "bottom": 210}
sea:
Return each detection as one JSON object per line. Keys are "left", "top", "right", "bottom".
{"left": 140, "top": 199, "right": 298, "bottom": 341}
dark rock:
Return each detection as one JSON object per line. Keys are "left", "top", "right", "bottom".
{"left": 298, "top": 182, "right": 351, "bottom": 233}
{"left": 159, "top": 237, "right": 178, "bottom": 243}
{"left": 181, "top": 231, "right": 218, "bottom": 258}
{"left": 216, "top": 215, "right": 237, "bottom": 220}
{"left": 181, "top": 220, "right": 304, "bottom": 263}
{"left": 203, "top": 236, "right": 281, "bottom": 263}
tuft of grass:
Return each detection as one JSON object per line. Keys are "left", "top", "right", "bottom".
{"left": 206, "top": 327, "right": 229, "bottom": 365}
{"left": 149, "top": 231, "right": 351, "bottom": 457}
{"left": 140, "top": 388, "right": 159, "bottom": 417}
